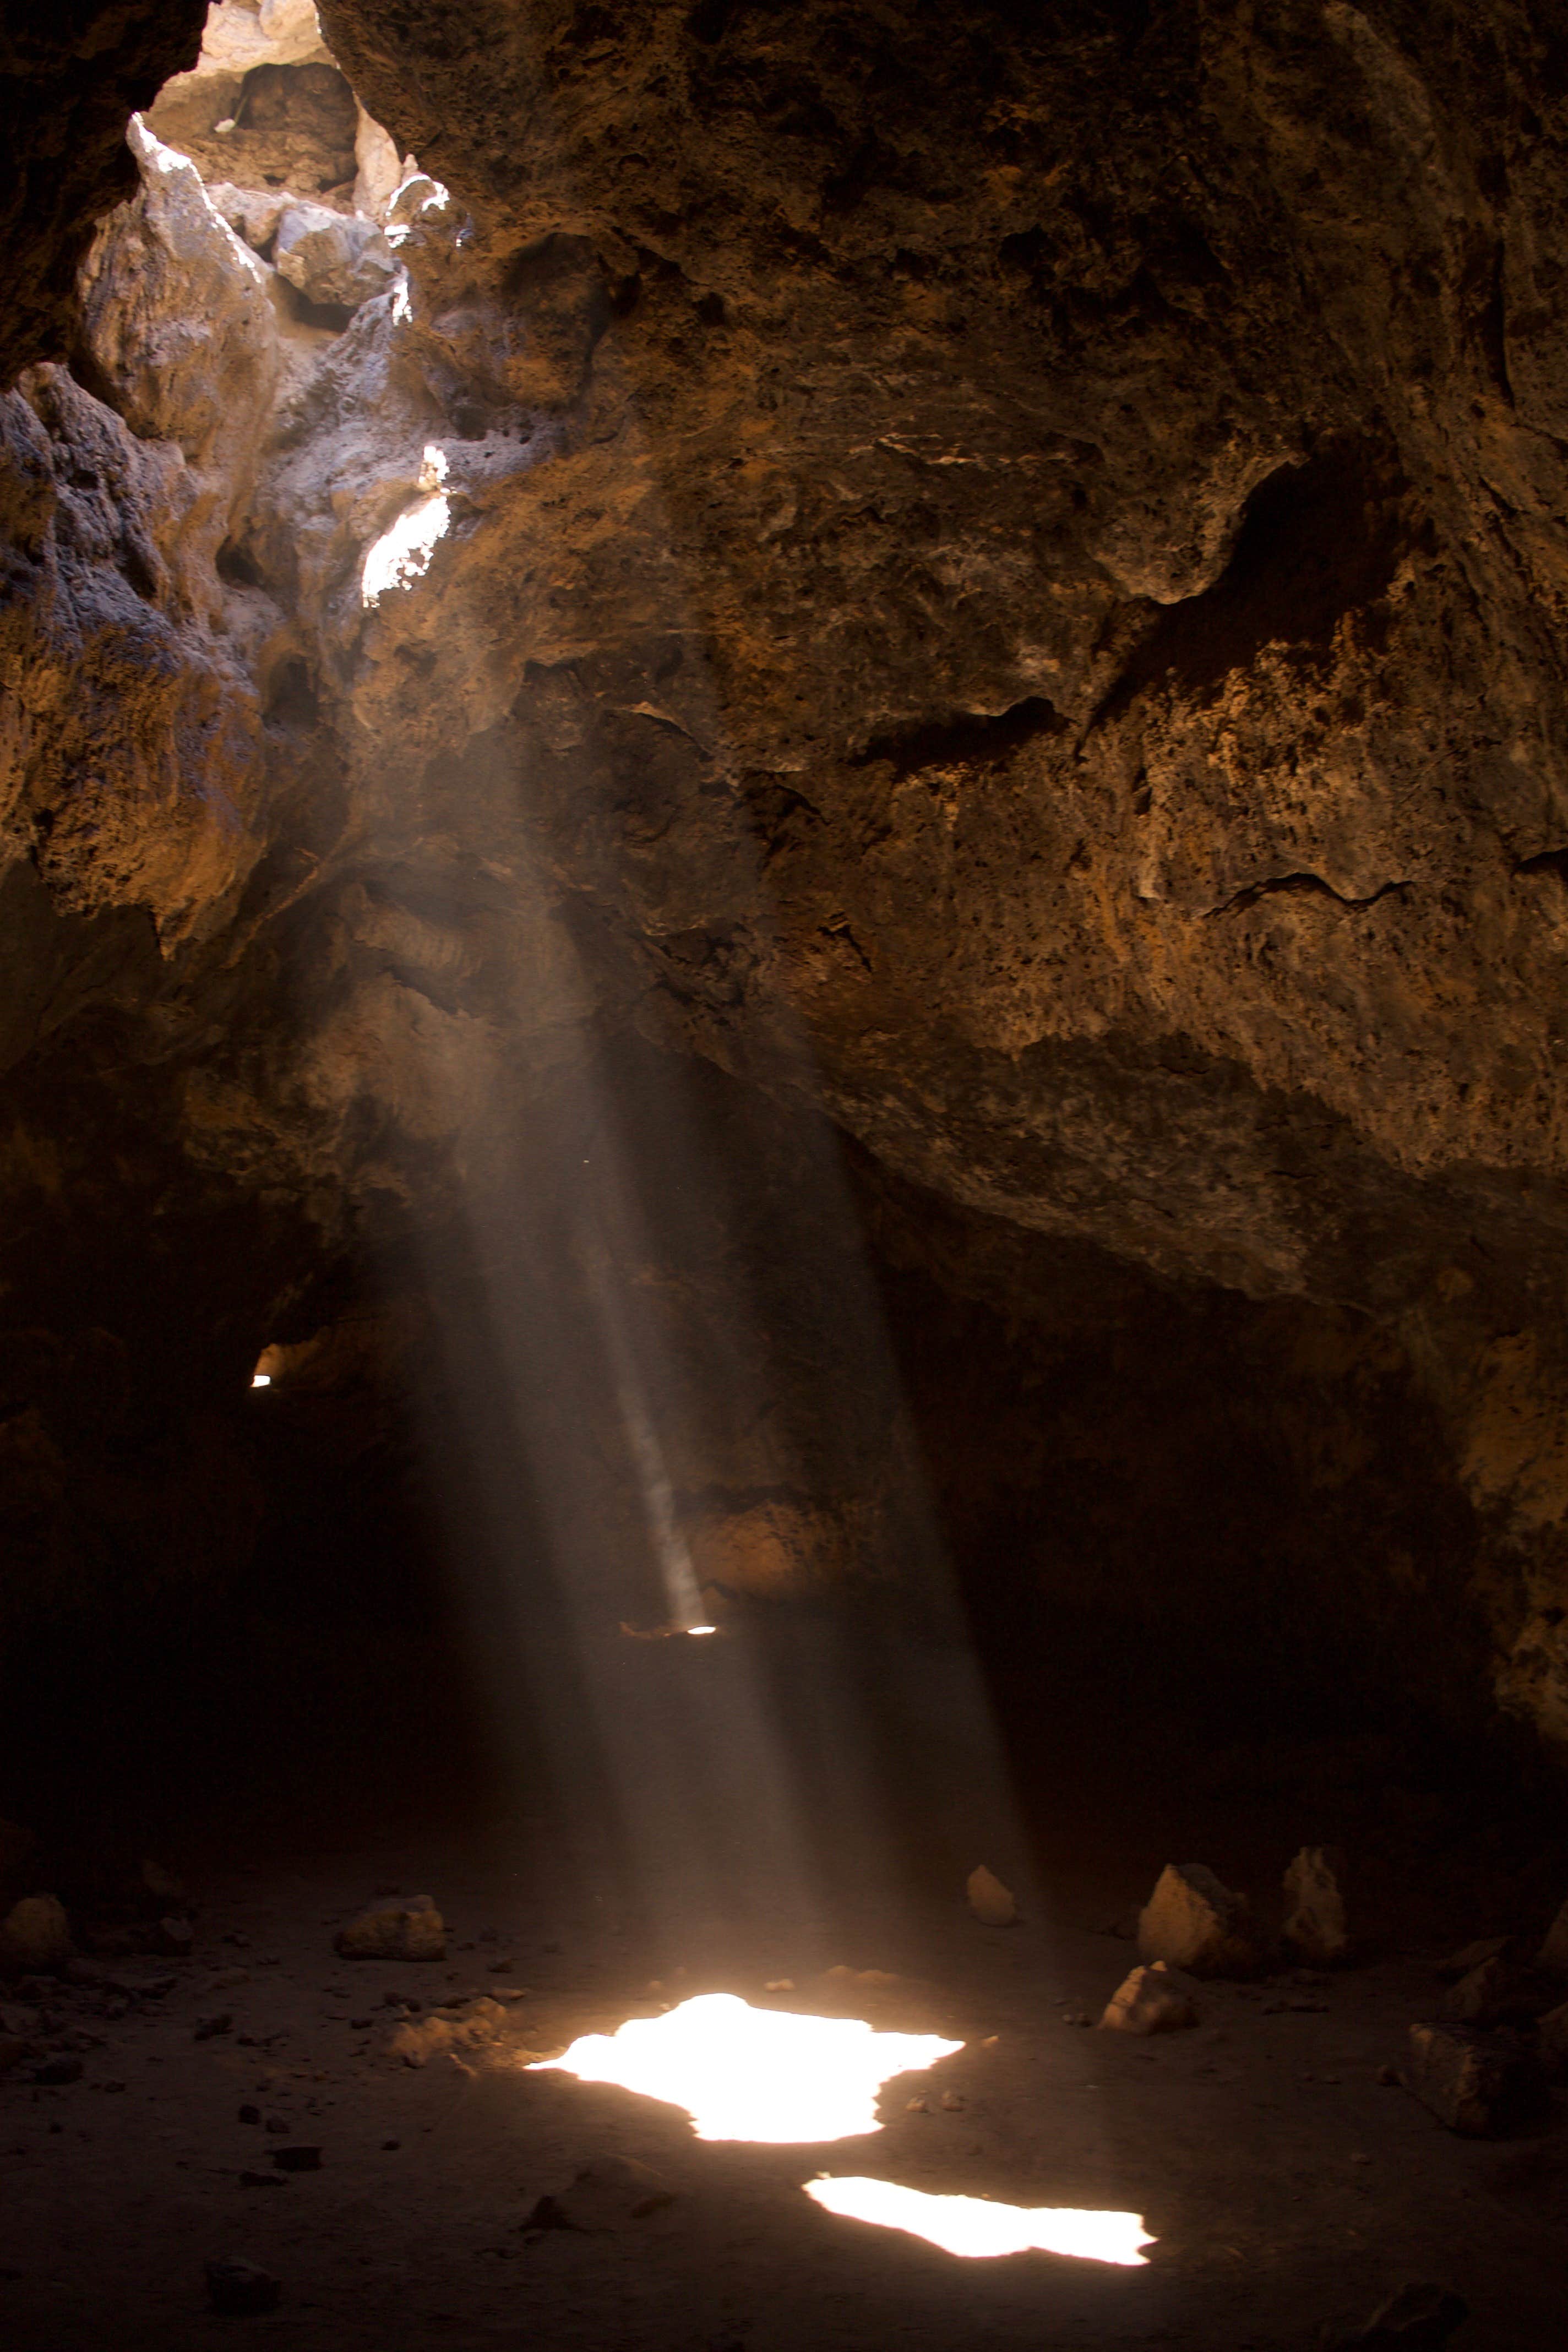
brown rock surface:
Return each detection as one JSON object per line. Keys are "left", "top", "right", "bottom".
{"left": 1405, "top": 2018, "right": 1549, "bottom": 2138}
{"left": 3, "top": 0, "right": 1568, "bottom": 1773}
{"left": 335, "top": 1894, "right": 445, "bottom": 1960}
{"left": 1283, "top": 1847, "right": 1349, "bottom": 1967}
{"left": 0, "top": 2, "right": 206, "bottom": 385}
{"left": 1099, "top": 1961, "right": 1198, "bottom": 2035}
{"left": 1138, "top": 1863, "right": 1256, "bottom": 1978}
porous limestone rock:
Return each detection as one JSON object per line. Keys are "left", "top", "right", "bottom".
{"left": 10, "top": 0, "right": 1568, "bottom": 1772}
{"left": 1099, "top": 1962, "right": 1197, "bottom": 2035}
{"left": 273, "top": 200, "right": 396, "bottom": 309}
{"left": 1138, "top": 1864, "right": 1255, "bottom": 1978}
{"left": 0, "top": 0, "right": 206, "bottom": 385}
{"left": 1282, "top": 1847, "right": 1349, "bottom": 1967}
{"left": 335, "top": 1893, "right": 445, "bottom": 1961}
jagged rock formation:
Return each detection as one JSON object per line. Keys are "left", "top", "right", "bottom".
{"left": 0, "top": 2, "right": 206, "bottom": 388}
{"left": 5, "top": 0, "right": 1568, "bottom": 1762}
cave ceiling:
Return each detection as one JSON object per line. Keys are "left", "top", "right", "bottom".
{"left": 4, "top": 0, "right": 1568, "bottom": 1741}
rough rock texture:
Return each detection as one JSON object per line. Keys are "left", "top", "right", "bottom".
{"left": 334, "top": 1893, "right": 445, "bottom": 1959}
{"left": 1099, "top": 1961, "right": 1198, "bottom": 2034}
{"left": 1405, "top": 2018, "right": 1549, "bottom": 2137}
{"left": 1283, "top": 1845, "right": 1350, "bottom": 1966}
{"left": 0, "top": 2, "right": 206, "bottom": 386}
{"left": 298, "top": 0, "right": 1568, "bottom": 1748}
{"left": 5, "top": 1, "right": 1568, "bottom": 1775}
{"left": 1138, "top": 1861, "right": 1256, "bottom": 1977}
{"left": 0, "top": 1893, "right": 72, "bottom": 1974}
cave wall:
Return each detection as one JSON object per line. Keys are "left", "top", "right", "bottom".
{"left": 0, "top": 3, "right": 207, "bottom": 389}
{"left": 4, "top": 1, "right": 1568, "bottom": 1773}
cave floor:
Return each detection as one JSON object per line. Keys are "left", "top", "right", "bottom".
{"left": 3, "top": 1827, "right": 1566, "bottom": 2352}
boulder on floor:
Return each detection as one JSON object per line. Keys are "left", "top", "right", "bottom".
{"left": 1283, "top": 1847, "right": 1349, "bottom": 1966}
{"left": 0, "top": 1893, "right": 72, "bottom": 1974}
{"left": 1405, "top": 2021, "right": 1549, "bottom": 2137}
{"left": 1435, "top": 1936, "right": 1513, "bottom": 1982}
{"left": 1438, "top": 1954, "right": 1553, "bottom": 2028}
{"left": 335, "top": 1894, "right": 445, "bottom": 1960}
{"left": 966, "top": 1865, "right": 1017, "bottom": 1927}
{"left": 1099, "top": 1961, "right": 1199, "bottom": 2034}
{"left": 1137, "top": 1863, "right": 1255, "bottom": 1977}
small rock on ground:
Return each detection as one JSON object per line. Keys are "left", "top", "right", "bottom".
{"left": 335, "top": 1896, "right": 445, "bottom": 1962}
{"left": 526, "top": 2154, "right": 676, "bottom": 2231}
{"left": 1100, "top": 1961, "right": 1199, "bottom": 2034}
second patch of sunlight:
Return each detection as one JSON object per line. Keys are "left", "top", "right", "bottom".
{"left": 361, "top": 447, "right": 451, "bottom": 606}
{"left": 805, "top": 2176, "right": 1155, "bottom": 2266}
{"left": 529, "top": 1992, "right": 961, "bottom": 2142}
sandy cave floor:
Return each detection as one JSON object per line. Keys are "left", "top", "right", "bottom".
{"left": 3, "top": 1821, "right": 1567, "bottom": 2352}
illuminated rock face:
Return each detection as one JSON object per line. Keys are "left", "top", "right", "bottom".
{"left": 3, "top": 3, "right": 1568, "bottom": 1755}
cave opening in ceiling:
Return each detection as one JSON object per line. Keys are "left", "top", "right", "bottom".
{"left": 3, "top": 0, "right": 1568, "bottom": 2340}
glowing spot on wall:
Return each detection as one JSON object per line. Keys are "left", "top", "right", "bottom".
{"left": 361, "top": 447, "right": 451, "bottom": 606}
{"left": 805, "top": 2176, "right": 1155, "bottom": 2265}
{"left": 529, "top": 1993, "right": 961, "bottom": 2142}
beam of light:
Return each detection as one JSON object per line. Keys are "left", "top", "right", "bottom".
{"left": 582, "top": 1244, "right": 712, "bottom": 1632}
{"left": 528, "top": 1993, "right": 961, "bottom": 2142}
{"left": 361, "top": 446, "right": 451, "bottom": 606}
{"left": 804, "top": 2176, "right": 1155, "bottom": 2266}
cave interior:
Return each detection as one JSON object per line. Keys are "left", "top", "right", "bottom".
{"left": 3, "top": 3, "right": 1568, "bottom": 2347}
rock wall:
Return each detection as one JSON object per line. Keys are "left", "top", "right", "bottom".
{"left": 0, "top": 3, "right": 206, "bottom": 388}
{"left": 4, "top": 1, "right": 1568, "bottom": 1760}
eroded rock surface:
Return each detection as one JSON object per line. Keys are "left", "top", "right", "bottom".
{"left": 4, "top": 1, "right": 1568, "bottom": 1765}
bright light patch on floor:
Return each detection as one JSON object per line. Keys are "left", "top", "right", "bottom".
{"left": 361, "top": 447, "right": 451, "bottom": 605}
{"left": 529, "top": 1993, "right": 961, "bottom": 2142}
{"left": 687, "top": 1624, "right": 718, "bottom": 1636}
{"left": 805, "top": 2176, "right": 1154, "bottom": 2266}
{"left": 251, "top": 1374, "right": 271, "bottom": 1389}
